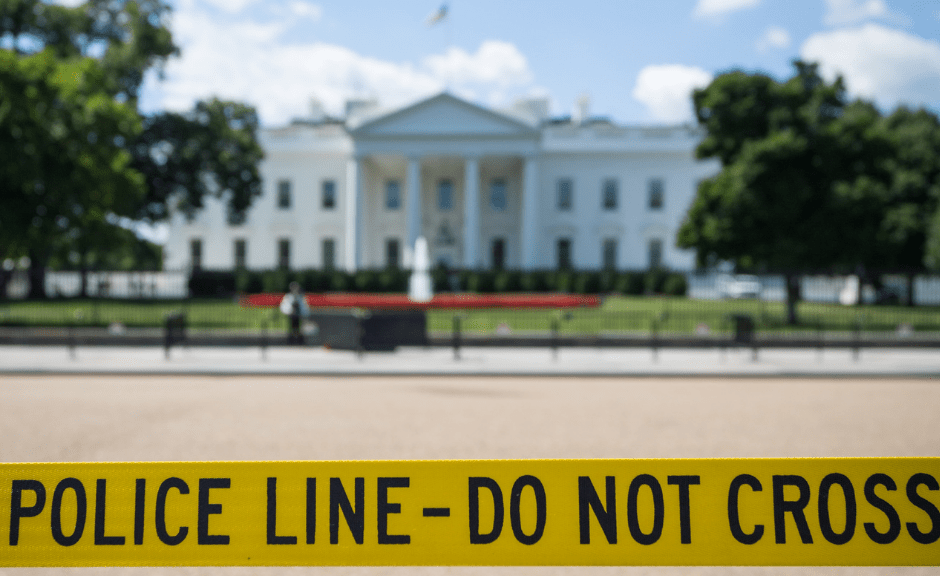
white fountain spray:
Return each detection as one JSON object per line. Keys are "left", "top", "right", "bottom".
{"left": 408, "top": 236, "right": 433, "bottom": 302}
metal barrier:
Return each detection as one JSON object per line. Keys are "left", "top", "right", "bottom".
{"left": 163, "top": 312, "right": 186, "bottom": 358}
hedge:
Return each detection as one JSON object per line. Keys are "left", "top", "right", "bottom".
{"left": 190, "top": 267, "right": 688, "bottom": 297}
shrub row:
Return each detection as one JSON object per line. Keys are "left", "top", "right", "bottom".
{"left": 188, "top": 268, "right": 687, "bottom": 298}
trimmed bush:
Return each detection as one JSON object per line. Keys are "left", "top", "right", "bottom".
{"left": 353, "top": 270, "right": 381, "bottom": 292}
{"left": 328, "top": 271, "right": 350, "bottom": 292}
{"left": 644, "top": 268, "right": 669, "bottom": 294}
{"left": 465, "top": 270, "right": 495, "bottom": 293}
{"left": 519, "top": 271, "right": 549, "bottom": 292}
{"left": 493, "top": 270, "right": 521, "bottom": 292}
{"left": 378, "top": 268, "right": 408, "bottom": 292}
{"left": 615, "top": 272, "right": 645, "bottom": 295}
{"left": 554, "top": 271, "right": 574, "bottom": 293}
{"left": 663, "top": 273, "right": 688, "bottom": 296}
{"left": 574, "top": 271, "right": 600, "bottom": 294}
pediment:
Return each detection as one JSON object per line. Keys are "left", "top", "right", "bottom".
{"left": 352, "top": 93, "right": 537, "bottom": 138}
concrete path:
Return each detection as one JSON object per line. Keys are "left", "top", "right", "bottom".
{"left": 2, "top": 344, "right": 940, "bottom": 376}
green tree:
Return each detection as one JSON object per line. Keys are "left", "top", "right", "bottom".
{"left": 0, "top": 48, "right": 145, "bottom": 297}
{"left": 678, "top": 61, "right": 939, "bottom": 322}
{"left": 1, "top": 1, "right": 263, "bottom": 298}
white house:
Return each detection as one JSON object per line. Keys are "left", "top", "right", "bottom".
{"left": 164, "top": 92, "right": 720, "bottom": 272}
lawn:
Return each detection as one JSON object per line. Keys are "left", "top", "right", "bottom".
{"left": 1, "top": 295, "right": 938, "bottom": 337}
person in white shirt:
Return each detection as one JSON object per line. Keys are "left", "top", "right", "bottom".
{"left": 279, "top": 281, "right": 309, "bottom": 344}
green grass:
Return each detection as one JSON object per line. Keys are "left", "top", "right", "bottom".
{"left": 2, "top": 295, "right": 937, "bottom": 337}
{"left": 427, "top": 296, "right": 940, "bottom": 336}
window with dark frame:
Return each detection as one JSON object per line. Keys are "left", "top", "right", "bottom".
{"left": 602, "top": 238, "right": 617, "bottom": 269}
{"left": 278, "top": 238, "right": 291, "bottom": 269}
{"left": 602, "top": 179, "right": 618, "bottom": 210}
{"left": 233, "top": 239, "right": 246, "bottom": 268}
{"left": 322, "top": 180, "right": 336, "bottom": 210}
{"left": 190, "top": 238, "right": 202, "bottom": 270}
{"left": 386, "top": 238, "right": 401, "bottom": 269}
{"left": 438, "top": 179, "right": 453, "bottom": 210}
{"left": 385, "top": 180, "right": 401, "bottom": 210}
{"left": 557, "top": 178, "right": 573, "bottom": 211}
{"left": 491, "top": 237, "right": 506, "bottom": 269}
{"left": 277, "top": 180, "right": 291, "bottom": 209}
{"left": 490, "top": 179, "right": 507, "bottom": 211}
{"left": 648, "top": 238, "right": 663, "bottom": 269}
{"left": 557, "top": 238, "right": 572, "bottom": 269}
{"left": 322, "top": 238, "right": 335, "bottom": 270}
{"left": 648, "top": 178, "right": 664, "bottom": 210}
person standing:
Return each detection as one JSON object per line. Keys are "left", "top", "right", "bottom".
{"left": 279, "top": 281, "right": 309, "bottom": 344}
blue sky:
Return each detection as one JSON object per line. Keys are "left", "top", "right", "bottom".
{"left": 137, "top": 0, "right": 940, "bottom": 126}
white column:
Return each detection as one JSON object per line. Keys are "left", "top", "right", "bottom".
{"left": 404, "top": 157, "right": 421, "bottom": 268}
{"left": 463, "top": 156, "right": 480, "bottom": 269}
{"left": 345, "top": 156, "right": 363, "bottom": 271}
{"left": 521, "top": 155, "right": 539, "bottom": 269}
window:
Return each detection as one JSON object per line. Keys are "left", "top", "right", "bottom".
{"left": 277, "top": 180, "right": 291, "bottom": 209}
{"left": 278, "top": 238, "right": 291, "bottom": 269}
{"left": 190, "top": 239, "right": 202, "bottom": 270}
{"left": 234, "top": 239, "right": 246, "bottom": 269}
{"left": 438, "top": 179, "right": 453, "bottom": 210}
{"left": 602, "top": 179, "right": 618, "bottom": 210}
{"left": 322, "top": 180, "right": 336, "bottom": 210}
{"left": 557, "top": 238, "right": 572, "bottom": 269}
{"left": 385, "top": 180, "right": 401, "bottom": 210}
{"left": 491, "top": 238, "right": 506, "bottom": 270}
{"left": 557, "top": 178, "right": 573, "bottom": 211}
{"left": 648, "top": 238, "right": 663, "bottom": 269}
{"left": 322, "top": 238, "right": 335, "bottom": 270}
{"left": 648, "top": 178, "right": 664, "bottom": 210}
{"left": 386, "top": 238, "right": 400, "bottom": 269}
{"left": 602, "top": 238, "right": 617, "bottom": 270}
{"left": 490, "top": 179, "right": 507, "bottom": 211}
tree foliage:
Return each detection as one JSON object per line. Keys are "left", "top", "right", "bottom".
{"left": 1, "top": 0, "right": 263, "bottom": 297}
{"left": 678, "top": 61, "right": 940, "bottom": 321}
{"left": 131, "top": 99, "right": 264, "bottom": 225}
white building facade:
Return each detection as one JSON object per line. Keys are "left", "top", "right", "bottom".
{"left": 164, "top": 93, "right": 719, "bottom": 272}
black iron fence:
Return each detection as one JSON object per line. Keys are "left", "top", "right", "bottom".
{"left": 1, "top": 298, "right": 939, "bottom": 353}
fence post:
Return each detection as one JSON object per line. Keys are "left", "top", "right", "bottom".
{"left": 260, "top": 318, "right": 268, "bottom": 361}
{"left": 551, "top": 318, "right": 559, "bottom": 361}
{"left": 817, "top": 319, "right": 824, "bottom": 362}
{"left": 356, "top": 311, "right": 364, "bottom": 360}
{"left": 68, "top": 322, "right": 76, "bottom": 360}
{"left": 650, "top": 316, "right": 659, "bottom": 363}
{"left": 452, "top": 315, "right": 461, "bottom": 361}
{"left": 751, "top": 315, "right": 758, "bottom": 362}
{"left": 853, "top": 316, "right": 861, "bottom": 362}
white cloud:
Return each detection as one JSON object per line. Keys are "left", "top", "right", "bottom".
{"left": 756, "top": 26, "right": 791, "bottom": 52}
{"left": 287, "top": 1, "right": 322, "bottom": 20}
{"left": 200, "top": 0, "right": 260, "bottom": 14}
{"left": 822, "top": 0, "right": 896, "bottom": 26}
{"left": 801, "top": 24, "right": 940, "bottom": 109}
{"left": 693, "top": 0, "right": 761, "bottom": 19}
{"left": 632, "top": 65, "right": 713, "bottom": 123}
{"left": 149, "top": 1, "right": 538, "bottom": 126}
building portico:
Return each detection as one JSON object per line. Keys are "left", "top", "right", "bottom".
{"left": 348, "top": 93, "right": 540, "bottom": 270}
{"left": 352, "top": 153, "right": 532, "bottom": 270}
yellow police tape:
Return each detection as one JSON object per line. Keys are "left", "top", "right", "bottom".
{"left": 1, "top": 458, "right": 937, "bottom": 566}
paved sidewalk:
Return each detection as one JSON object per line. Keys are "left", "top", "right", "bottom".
{"left": 2, "top": 344, "right": 939, "bottom": 376}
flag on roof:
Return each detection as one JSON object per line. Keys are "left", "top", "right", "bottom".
{"left": 426, "top": 4, "right": 448, "bottom": 25}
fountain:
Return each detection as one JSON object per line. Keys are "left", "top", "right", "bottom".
{"left": 408, "top": 236, "right": 433, "bottom": 302}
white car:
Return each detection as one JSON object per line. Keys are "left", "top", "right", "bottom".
{"left": 717, "top": 274, "right": 761, "bottom": 299}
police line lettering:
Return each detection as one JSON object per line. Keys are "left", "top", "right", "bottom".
{"left": 1, "top": 458, "right": 936, "bottom": 566}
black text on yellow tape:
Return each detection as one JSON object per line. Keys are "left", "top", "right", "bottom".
{"left": 1, "top": 458, "right": 937, "bottom": 566}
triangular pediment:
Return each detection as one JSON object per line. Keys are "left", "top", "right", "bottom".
{"left": 352, "top": 93, "right": 536, "bottom": 138}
